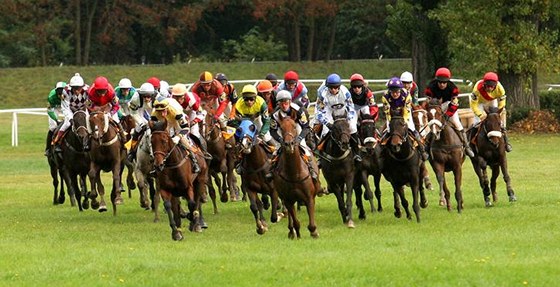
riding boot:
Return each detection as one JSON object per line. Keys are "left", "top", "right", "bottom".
{"left": 52, "top": 130, "right": 65, "bottom": 153}
{"left": 45, "top": 130, "right": 54, "bottom": 156}
{"left": 306, "top": 159, "right": 318, "bottom": 179}
{"left": 350, "top": 133, "right": 362, "bottom": 162}
{"left": 198, "top": 136, "right": 213, "bottom": 160}
{"left": 127, "top": 139, "right": 138, "bottom": 162}
{"left": 502, "top": 128, "right": 512, "bottom": 152}
{"left": 188, "top": 150, "right": 201, "bottom": 173}
{"left": 413, "top": 130, "right": 429, "bottom": 161}
{"left": 116, "top": 122, "right": 127, "bottom": 147}
{"left": 459, "top": 130, "right": 475, "bottom": 158}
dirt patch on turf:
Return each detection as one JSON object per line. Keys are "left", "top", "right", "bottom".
{"left": 510, "top": 110, "right": 560, "bottom": 134}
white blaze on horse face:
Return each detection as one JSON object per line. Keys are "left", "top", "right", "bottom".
{"left": 487, "top": 131, "right": 502, "bottom": 138}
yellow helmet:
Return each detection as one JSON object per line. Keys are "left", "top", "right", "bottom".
{"left": 241, "top": 84, "right": 257, "bottom": 97}
{"left": 171, "top": 83, "right": 188, "bottom": 96}
{"left": 199, "top": 71, "right": 213, "bottom": 84}
{"left": 153, "top": 96, "right": 169, "bottom": 111}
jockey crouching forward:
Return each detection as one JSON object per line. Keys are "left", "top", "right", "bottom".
{"left": 126, "top": 82, "right": 157, "bottom": 162}
{"left": 151, "top": 96, "right": 203, "bottom": 173}
{"left": 314, "top": 73, "right": 362, "bottom": 163}
{"left": 381, "top": 77, "right": 429, "bottom": 161}
{"left": 46, "top": 81, "right": 66, "bottom": 155}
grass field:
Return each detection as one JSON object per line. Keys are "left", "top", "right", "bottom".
{"left": 1, "top": 114, "right": 559, "bottom": 286}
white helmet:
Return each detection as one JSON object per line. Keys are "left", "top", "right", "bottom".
{"left": 118, "top": 78, "right": 132, "bottom": 89}
{"left": 69, "top": 73, "right": 84, "bottom": 87}
{"left": 400, "top": 71, "right": 413, "bottom": 82}
{"left": 276, "top": 90, "right": 292, "bottom": 102}
{"left": 159, "top": 80, "right": 170, "bottom": 97}
{"left": 138, "top": 83, "right": 155, "bottom": 95}
{"left": 55, "top": 81, "right": 66, "bottom": 89}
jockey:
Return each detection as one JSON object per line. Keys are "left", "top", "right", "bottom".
{"left": 470, "top": 72, "right": 512, "bottom": 152}
{"left": 257, "top": 80, "right": 277, "bottom": 114}
{"left": 52, "top": 73, "right": 89, "bottom": 152}
{"left": 45, "top": 81, "right": 66, "bottom": 155}
{"left": 424, "top": 67, "right": 475, "bottom": 157}
{"left": 315, "top": 73, "right": 362, "bottom": 163}
{"left": 277, "top": 70, "right": 309, "bottom": 108}
{"left": 159, "top": 80, "right": 170, "bottom": 98}
{"left": 126, "top": 82, "right": 157, "bottom": 161}
{"left": 151, "top": 96, "right": 203, "bottom": 173}
{"left": 349, "top": 73, "right": 379, "bottom": 122}
{"left": 400, "top": 71, "right": 420, "bottom": 108}
{"left": 115, "top": 78, "right": 136, "bottom": 117}
{"left": 215, "top": 73, "right": 238, "bottom": 121}
{"left": 191, "top": 71, "right": 229, "bottom": 133}
{"left": 87, "top": 76, "right": 127, "bottom": 148}
{"left": 381, "top": 77, "right": 428, "bottom": 161}
{"left": 231, "top": 84, "right": 272, "bottom": 143}
{"left": 270, "top": 90, "right": 319, "bottom": 179}
{"left": 265, "top": 73, "right": 279, "bottom": 91}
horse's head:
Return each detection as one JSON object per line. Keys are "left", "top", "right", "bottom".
{"left": 278, "top": 115, "right": 298, "bottom": 154}
{"left": 203, "top": 109, "right": 220, "bottom": 140}
{"left": 329, "top": 108, "right": 351, "bottom": 152}
{"left": 388, "top": 116, "right": 409, "bottom": 153}
{"left": 412, "top": 104, "right": 429, "bottom": 138}
{"left": 149, "top": 119, "right": 173, "bottom": 171}
{"left": 482, "top": 106, "right": 504, "bottom": 148}
{"left": 72, "top": 110, "right": 89, "bottom": 139}
{"left": 426, "top": 99, "right": 445, "bottom": 140}
{"left": 120, "top": 115, "right": 135, "bottom": 140}
{"left": 87, "top": 111, "right": 110, "bottom": 142}
{"left": 235, "top": 119, "right": 258, "bottom": 154}
{"left": 359, "top": 113, "right": 378, "bottom": 152}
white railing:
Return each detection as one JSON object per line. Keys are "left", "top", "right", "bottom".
{"left": 0, "top": 108, "right": 47, "bottom": 147}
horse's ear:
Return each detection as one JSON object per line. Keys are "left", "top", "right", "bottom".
{"left": 484, "top": 105, "right": 490, "bottom": 114}
{"left": 498, "top": 107, "right": 503, "bottom": 115}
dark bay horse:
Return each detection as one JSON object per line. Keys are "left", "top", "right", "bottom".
{"left": 119, "top": 114, "right": 137, "bottom": 198}
{"left": 150, "top": 119, "right": 209, "bottom": 240}
{"left": 236, "top": 119, "right": 279, "bottom": 235}
{"left": 46, "top": 131, "right": 69, "bottom": 206}
{"left": 354, "top": 113, "right": 383, "bottom": 219}
{"left": 274, "top": 116, "right": 319, "bottom": 239}
{"left": 412, "top": 104, "right": 434, "bottom": 191}
{"left": 203, "top": 110, "right": 239, "bottom": 213}
{"left": 318, "top": 108, "right": 356, "bottom": 228}
{"left": 426, "top": 100, "right": 465, "bottom": 212}
{"left": 87, "top": 110, "right": 125, "bottom": 216}
{"left": 468, "top": 106, "right": 516, "bottom": 207}
{"left": 379, "top": 116, "right": 427, "bottom": 222}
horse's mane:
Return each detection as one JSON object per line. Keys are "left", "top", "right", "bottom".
{"left": 151, "top": 120, "right": 167, "bottom": 132}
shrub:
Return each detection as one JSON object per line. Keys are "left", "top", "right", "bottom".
{"left": 539, "top": 90, "right": 560, "bottom": 120}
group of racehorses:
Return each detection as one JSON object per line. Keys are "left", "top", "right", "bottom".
{"left": 47, "top": 104, "right": 516, "bottom": 241}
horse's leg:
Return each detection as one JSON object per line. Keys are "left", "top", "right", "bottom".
{"left": 345, "top": 175, "right": 356, "bottom": 227}
{"left": 285, "top": 201, "right": 296, "bottom": 239}
{"left": 220, "top": 171, "right": 229, "bottom": 203}
{"left": 88, "top": 164, "right": 101, "bottom": 210}
{"left": 453, "top": 167, "right": 463, "bottom": 213}
{"left": 490, "top": 165, "right": 500, "bottom": 203}
{"left": 270, "top": 189, "right": 279, "bottom": 223}
{"left": 150, "top": 178, "right": 160, "bottom": 222}
{"left": 162, "top": 191, "right": 182, "bottom": 241}
{"left": 360, "top": 170, "right": 375, "bottom": 215}
{"left": 332, "top": 184, "right": 348, "bottom": 224}
{"left": 111, "top": 162, "right": 123, "bottom": 216}
{"left": 374, "top": 172, "right": 383, "bottom": 212}
{"left": 126, "top": 159, "right": 136, "bottom": 197}
{"left": 472, "top": 158, "right": 492, "bottom": 207}
{"left": 205, "top": 175, "right": 218, "bottom": 214}
{"left": 306, "top": 189, "right": 319, "bottom": 238}
{"left": 70, "top": 174, "right": 82, "bottom": 212}
{"left": 411, "top": 181, "right": 421, "bottom": 223}
{"left": 397, "top": 185, "right": 411, "bottom": 220}
{"left": 392, "top": 187, "right": 402, "bottom": 218}
{"left": 421, "top": 162, "right": 433, "bottom": 190}
{"left": 79, "top": 174, "right": 89, "bottom": 210}
{"left": 353, "top": 176, "right": 366, "bottom": 220}
{"left": 500, "top": 157, "right": 516, "bottom": 202}
{"left": 247, "top": 189, "right": 266, "bottom": 235}
{"left": 61, "top": 168, "right": 76, "bottom": 206}
{"left": 434, "top": 163, "right": 447, "bottom": 207}
{"left": 50, "top": 160, "right": 60, "bottom": 205}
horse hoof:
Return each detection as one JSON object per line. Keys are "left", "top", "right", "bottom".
{"left": 288, "top": 232, "right": 295, "bottom": 240}
{"left": 509, "top": 195, "right": 517, "bottom": 202}
{"left": 220, "top": 193, "right": 229, "bottom": 203}
{"left": 58, "top": 196, "right": 66, "bottom": 205}
{"left": 172, "top": 231, "right": 183, "bottom": 241}
{"left": 115, "top": 196, "right": 124, "bottom": 205}
{"left": 439, "top": 199, "right": 446, "bottom": 206}
{"left": 98, "top": 205, "right": 107, "bottom": 213}
{"left": 82, "top": 201, "right": 90, "bottom": 210}
{"left": 257, "top": 228, "right": 266, "bottom": 235}
{"left": 91, "top": 201, "right": 100, "bottom": 210}
{"left": 347, "top": 220, "right": 355, "bottom": 228}
{"left": 311, "top": 232, "right": 319, "bottom": 239}
{"left": 485, "top": 201, "right": 493, "bottom": 207}
{"left": 394, "top": 211, "right": 402, "bottom": 218}
{"left": 421, "top": 200, "right": 428, "bottom": 209}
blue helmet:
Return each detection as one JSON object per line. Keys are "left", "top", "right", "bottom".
{"left": 386, "top": 77, "right": 403, "bottom": 90}
{"left": 326, "top": 73, "right": 342, "bottom": 87}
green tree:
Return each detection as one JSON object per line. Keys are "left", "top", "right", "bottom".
{"left": 222, "top": 28, "right": 288, "bottom": 61}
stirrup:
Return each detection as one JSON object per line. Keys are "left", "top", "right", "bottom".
{"left": 353, "top": 154, "right": 362, "bottom": 163}
{"left": 192, "top": 162, "right": 201, "bottom": 173}
{"left": 505, "top": 143, "right": 512, "bottom": 152}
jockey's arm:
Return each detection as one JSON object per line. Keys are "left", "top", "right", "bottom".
{"left": 381, "top": 95, "right": 392, "bottom": 121}
{"left": 259, "top": 103, "right": 271, "bottom": 136}
{"left": 469, "top": 93, "right": 483, "bottom": 118}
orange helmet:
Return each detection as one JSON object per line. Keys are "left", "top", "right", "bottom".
{"left": 199, "top": 71, "right": 213, "bottom": 84}
{"left": 435, "top": 67, "right": 451, "bottom": 81}
{"left": 257, "top": 80, "right": 273, "bottom": 93}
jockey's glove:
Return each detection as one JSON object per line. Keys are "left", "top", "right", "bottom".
{"left": 326, "top": 122, "right": 334, "bottom": 130}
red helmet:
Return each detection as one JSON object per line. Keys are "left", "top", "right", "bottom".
{"left": 199, "top": 71, "right": 213, "bottom": 84}
{"left": 284, "top": 70, "right": 299, "bottom": 83}
{"left": 147, "top": 77, "right": 160, "bottom": 89}
{"left": 435, "top": 67, "right": 451, "bottom": 81}
{"left": 94, "top": 76, "right": 109, "bottom": 90}
{"left": 350, "top": 73, "right": 365, "bottom": 86}
{"left": 483, "top": 72, "right": 499, "bottom": 82}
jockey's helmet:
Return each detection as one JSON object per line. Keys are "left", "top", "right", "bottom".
{"left": 257, "top": 80, "right": 273, "bottom": 93}
{"left": 69, "top": 73, "right": 84, "bottom": 87}
{"left": 284, "top": 70, "right": 299, "bottom": 84}
{"left": 55, "top": 82, "right": 66, "bottom": 89}
{"left": 94, "top": 76, "right": 109, "bottom": 90}
{"left": 483, "top": 72, "right": 499, "bottom": 87}
{"left": 147, "top": 77, "right": 160, "bottom": 89}
{"left": 276, "top": 90, "right": 291, "bottom": 102}
{"left": 386, "top": 77, "right": 403, "bottom": 91}
{"left": 138, "top": 83, "right": 155, "bottom": 96}
{"left": 153, "top": 97, "right": 169, "bottom": 111}
{"left": 118, "top": 78, "right": 133, "bottom": 89}
{"left": 350, "top": 73, "right": 365, "bottom": 86}
{"left": 266, "top": 73, "right": 278, "bottom": 86}
{"left": 241, "top": 84, "right": 258, "bottom": 97}
{"left": 326, "top": 73, "right": 342, "bottom": 87}
{"left": 400, "top": 71, "right": 413, "bottom": 83}
{"left": 199, "top": 71, "right": 213, "bottom": 84}
{"left": 171, "top": 83, "right": 188, "bottom": 96}
{"left": 435, "top": 67, "right": 451, "bottom": 81}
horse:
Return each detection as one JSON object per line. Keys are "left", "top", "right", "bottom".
{"left": 133, "top": 127, "right": 160, "bottom": 222}
{"left": 150, "top": 119, "right": 209, "bottom": 240}
{"left": 273, "top": 116, "right": 319, "bottom": 239}
{"left": 235, "top": 119, "right": 279, "bottom": 235}
{"left": 353, "top": 113, "right": 383, "bottom": 219}
{"left": 425, "top": 99, "right": 465, "bottom": 212}
{"left": 203, "top": 110, "right": 240, "bottom": 214}
{"left": 468, "top": 106, "right": 516, "bottom": 207}
{"left": 317, "top": 108, "right": 356, "bottom": 228}
{"left": 119, "top": 114, "right": 137, "bottom": 198}
{"left": 46, "top": 129, "right": 69, "bottom": 206}
{"left": 411, "top": 103, "right": 434, "bottom": 191}
{"left": 86, "top": 110, "right": 125, "bottom": 216}
{"left": 379, "top": 116, "right": 427, "bottom": 222}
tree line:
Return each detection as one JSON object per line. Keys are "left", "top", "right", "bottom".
{"left": 1, "top": 0, "right": 560, "bottom": 109}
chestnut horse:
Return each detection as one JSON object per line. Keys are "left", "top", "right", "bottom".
{"left": 119, "top": 114, "right": 138, "bottom": 198}
{"left": 235, "top": 119, "right": 278, "bottom": 235}
{"left": 354, "top": 113, "right": 383, "bottom": 218}
{"left": 426, "top": 99, "right": 465, "bottom": 212}
{"left": 87, "top": 110, "right": 125, "bottom": 216}
{"left": 468, "top": 106, "right": 516, "bottom": 207}
{"left": 411, "top": 104, "right": 434, "bottom": 191}
{"left": 274, "top": 116, "right": 319, "bottom": 239}
{"left": 150, "top": 120, "right": 208, "bottom": 240}
{"left": 379, "top": 116, "right": 427, "bottom": 222}
{"left": 317, "top": 108, "right": 356, "bottom": 228}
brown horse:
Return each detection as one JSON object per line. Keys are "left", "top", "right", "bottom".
{"left": 87, "top": 110, "right": 125, "bottom": 216}
{"left": 411, "top": 103, "right": 434, "bottom": 191}
{"left": 468, "top": 106, "right": 516, "bottom": 207}
{"left": 203, "top": 110, "right": 240, "bottom": 214}
{"left": 426, "top": 99, "right": 465, "bottom": 212}
{"left": 354, "top": 113, "right": 383, "bottom": 218}
{"left": 119, "top": 114, "right": 137, "bottom": 198}
{"left": 379, "top": 116, "right": 427, "bottom": 222}
{"left": 150, "top": 119, "right": 208, "bottom": 240}
{"left": 235, "top": 119, "right": 279, "bottom": 235}
{"left": 318, "top": 108, "right": 356, "bottom": 228}
{"left": 274, "top": 116, "right": 319, "bottom": 239}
